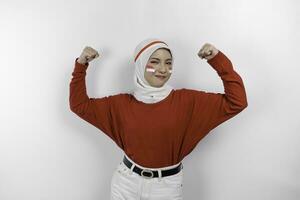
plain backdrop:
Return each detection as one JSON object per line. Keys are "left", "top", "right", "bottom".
{"left": 0, "top": 0, "right": 299, "bottom": 199}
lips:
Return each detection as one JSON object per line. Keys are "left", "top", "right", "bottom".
{"left": 155, "top": 75, "right": 166, "bottom": 80}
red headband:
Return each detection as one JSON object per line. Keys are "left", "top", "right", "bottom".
{"left": 134, "top": 41, "right": 168, "bottom": 62}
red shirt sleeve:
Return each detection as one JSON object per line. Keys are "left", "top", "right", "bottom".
{"left": 202, "top": 50, "right": 248, "bottom": 131}
{"left": 181, "top": 51, "right": 248, "bottom": 151}
{"left": 69, "top": 58, "right": 123, "bottom": 148}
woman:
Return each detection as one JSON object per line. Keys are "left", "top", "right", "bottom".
{"left": 69, "top": 38, "right": 248, "bottom": 199}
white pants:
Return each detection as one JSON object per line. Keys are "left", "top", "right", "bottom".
{"left": 110, "top": 154, "right": 184, "bottom": 200}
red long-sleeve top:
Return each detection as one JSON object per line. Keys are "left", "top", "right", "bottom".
{"left": 69, "top": 50, "right": 248, "bottom": 168}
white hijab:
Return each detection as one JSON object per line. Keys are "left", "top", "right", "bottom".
{"left": 132, "top": 38, "right": 174, "bottom": 104}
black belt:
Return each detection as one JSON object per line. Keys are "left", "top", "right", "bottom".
{"left": 122, "top": 155, "right": 183, "bottom": 179}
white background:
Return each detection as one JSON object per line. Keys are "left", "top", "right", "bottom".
{"left": 0, "top": 0, "right": 299, "bottom": 199}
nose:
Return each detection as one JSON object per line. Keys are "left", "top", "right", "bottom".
{"left": 157, "top": 64, "right": 168, "bottom": 73}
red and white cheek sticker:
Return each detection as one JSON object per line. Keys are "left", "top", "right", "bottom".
{"left": 145, "top": 64, "right": 172, "bottom": 73}
{"left": 146, "top": 65, "right": 156, "bottom": 73}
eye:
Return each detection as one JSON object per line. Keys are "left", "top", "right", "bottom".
{"left": 167, "top": 62, "right": 172, "bottom": 65}
{"left": 150, "top": 61, "right": 158, "bottom": 63}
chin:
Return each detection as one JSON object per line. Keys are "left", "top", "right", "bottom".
{"left": 152, "top": 83, "right": 165, "bottom": 88}
{"left": 148, "top": 78, "right": 168, "bottom": 87}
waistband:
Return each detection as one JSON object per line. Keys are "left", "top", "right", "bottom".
{"left": 124, "top": 153, "right": 182, "bottom": 171}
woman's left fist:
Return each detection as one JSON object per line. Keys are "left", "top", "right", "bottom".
{"left": 197, "top": 43, "right": 219, "bottom": 61}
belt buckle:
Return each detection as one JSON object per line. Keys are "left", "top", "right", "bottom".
{"left": 141, "top": 169, "right": 154, "bottom": 179}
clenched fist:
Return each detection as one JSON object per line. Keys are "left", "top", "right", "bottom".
{"left": 197, "top": 43, "right": 219, "bottom": 61}
{"left": 77, "top": 46, "right": 100, "bottom": 65}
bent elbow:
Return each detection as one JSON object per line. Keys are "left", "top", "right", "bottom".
{"left": 225, "top": 99, "right": 248, "bottom": 114}
{"left": 237, "top": 100, "right": 248, "bottom": 112}
{"left": 241, "top": 98, "right": 248, "bottom": 109}
{"left": 69, "top": 105, "right": 78, "bottom": 113}
{"left": 243, "top": 101, "right": 248, "bottom": 109}
{"left": 236, "top": 98, "right": 248, "bottom": 109}
{"left": 69, "top": 104, "right": 82, "bottom": 114}
{"left": 69, "top": 100, "right": 76, "bottom": 113}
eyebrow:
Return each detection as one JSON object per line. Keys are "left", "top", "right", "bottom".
{"left": 150, "top": 57, "right": 172, "bottom": 61}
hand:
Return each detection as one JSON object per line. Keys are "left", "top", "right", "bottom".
{"left": 197, "top": 43, "right": 219, "bottom": 61}
{"left": 77, "top": 46, "right": 100, "bottom": 64}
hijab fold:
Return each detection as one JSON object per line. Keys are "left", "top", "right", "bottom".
{"left": 132, "top": 38, "right": 174, "bottom": 104}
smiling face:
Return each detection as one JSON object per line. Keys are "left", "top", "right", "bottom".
{"left": 144, "top": 48, "right": 173, "bottom": 88}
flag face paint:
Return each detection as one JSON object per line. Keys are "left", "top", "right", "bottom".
{"left": 146, "top": 64, "right": 172, "bottom": 73}
{"left": 146, "top": 65, "right": 156, "bottom": 73}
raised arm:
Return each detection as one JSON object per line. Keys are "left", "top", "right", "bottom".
{"left": 69, "top": 47, "right": 123, "bottom": 148}
{"left": 202, "top": 49, "right": 248, "bottom": 131}
{"left": 69, "top": 58, "right": 114, "bottom": 137}
{"left": 180, "top": 44, "right": 248, "bottom": 156}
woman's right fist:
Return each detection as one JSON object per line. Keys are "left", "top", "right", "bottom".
{"left": 77, "top": 46, "right": 100, "bottom": 65}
